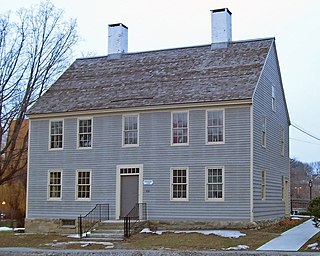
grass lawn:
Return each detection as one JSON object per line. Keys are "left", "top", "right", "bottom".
{"left": 0, "top": 217, "right": 312, "bottom": 251}
{"left": 124, "top": 217, "right": 307, "bottom": 251}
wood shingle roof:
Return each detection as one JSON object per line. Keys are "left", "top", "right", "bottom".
{"left": 28, "top": 38, "right": 274, "bottom": 116}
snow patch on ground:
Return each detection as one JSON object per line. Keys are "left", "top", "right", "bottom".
{"left": 0, "top": 227, "right": 12, "bottom": 231}
{"left": 0, "top": 227, "right": 25, "bottom": 232}
{"left": 223, "top": 245, "right": 249, "bottom": 250}
{"left": 45, "top": 241, "right": 114, "bottom": 248}
{"left": 307, "top": 242, "right": 319, "bottom": 250}
{"left": 140, "top": 228, "right": 246, "bottom": 238}
{"left": 67, "top": 231, "right": 91, "bottom": 238}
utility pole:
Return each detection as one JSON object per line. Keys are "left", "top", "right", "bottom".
{"left": 309, "top": 179, "right": 313, "bottom": 201}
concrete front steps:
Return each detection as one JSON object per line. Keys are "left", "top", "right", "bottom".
{"left": 84, "top": 220, "right": 148, "bottom": 241}
{"left": 85, "top": 220, "right": 124, "bottom": 241}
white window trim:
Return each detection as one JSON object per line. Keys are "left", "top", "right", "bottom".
{"left": 77, "top": 117, "right": 93, "bottom": 149}
{"left": 49, "top": 119, "right": 64, "bottom": 150}
{"left": 47, "top": 169, "right": 63, "bottom": 201}
{"left": 75, "top": 169, "right": 92, "bottom": 201}
{"left": 171, "top": 111, "right": 189, "bottom": 146}
{"left": 170, "top": 167, "right": 189, "bottom": 201}
{"left": 206, "top": 109, "right": 225, "bottom": 145}
{"left": 261, "top": 170, "right": 266, "bottom": 201}
{"left": 122, "top": 114, "right": 139, "bottom": 147}
{"left": 262, "top": 116, "right": 267, "bottom": 148}
{"left": 205, "top": 166, "right": 225, "bottom": 202}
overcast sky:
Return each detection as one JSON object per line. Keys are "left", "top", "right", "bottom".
{"left": 2, "top": 0, "right": 320, "bottom": 163}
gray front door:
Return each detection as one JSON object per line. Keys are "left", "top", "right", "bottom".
{"left": 120, "top": 175, "right": 139, "bottom": 217}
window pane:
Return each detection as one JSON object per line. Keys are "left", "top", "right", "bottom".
{"left": 50, "top": 121, "right": 63, "bottom": 148}
{"left": 172, "top": 169, "right": 187, "bottom": 199}
{"left": 77, "top": 171, "right": 90, "bottom": 199}
{"left": 49, "top": 171, "right": 62, "bottom": 199}
{"left": 207, "top": 111, "right": 223, "bottom": 143}
{"left": 124, "top": 115, "right": 138, "bottom": 145}
{"left": 79, "top": 119, "right": 92, "bottom": 148}
{"left": 172, "top": 113, "right": 188, "bottom": 144}
{"left": 207, "top": 168, "right": 223, "bottom": 199}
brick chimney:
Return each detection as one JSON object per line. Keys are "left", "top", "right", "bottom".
{"left": 108, "top": 23, "right": 128, "bottom": 55}
{"left": 211, "top": 8, "right": 232, "bottom": 48}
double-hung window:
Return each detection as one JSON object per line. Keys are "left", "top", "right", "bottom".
{"left": 123, "top": 114, "right": 139, "bottom": 146}
{"left": 172, "top": 112, "right": 188, "bottom": 145}
{"left": 49, "top": 120, "right": 63, "bottom": 149}
{"left": 78, "top": 118, "right": 92, "bottom": 148}
{"left": 76, "top": 170, "right": 91, "bottom": 200}
{"left": 206, "top": 167, "right": 224, "bottom": 201}
{"left": 48, "top": 170, "right": 62, "bottom": 200}
{"left": 207, "top": 110, "right": 224, "bottom": 144}
{"left": 171, "top": 168, "right": 188, "bottom": 201}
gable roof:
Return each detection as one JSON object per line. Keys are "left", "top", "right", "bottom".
{"left": 28, "top": 38, "right": 274, "bottom": 116}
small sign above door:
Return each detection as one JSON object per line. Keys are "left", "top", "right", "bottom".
{"left": 143, "top": 179, "right": 154, "bottom": 185}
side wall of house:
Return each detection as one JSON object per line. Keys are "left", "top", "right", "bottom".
{"left": 252, "top": 42, "right": 290, "bottom": 221}
{"left": 27, "top": 105, "right": 252, "bottom": 223}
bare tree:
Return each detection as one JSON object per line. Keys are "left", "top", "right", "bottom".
{"left": 0, "top": 1, "right": 78, "bottom": 185}
{"left": 290, "top": 158, "right": 313, "bottom": 199}
{"left": 310, "top": 162, "right": 320, "bottom": 177}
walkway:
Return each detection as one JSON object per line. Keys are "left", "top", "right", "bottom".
{"left": 257, "top": 218, "right": 320, "bottom": 251}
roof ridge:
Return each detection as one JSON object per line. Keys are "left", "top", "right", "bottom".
{"left": 76, "top": 37, "right": 274, "bottom": 61}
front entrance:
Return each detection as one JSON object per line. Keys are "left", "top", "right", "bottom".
{"left": 116, "top": 164, "right": 143, "bottom": 219}
{"left": 120, "top": 175, "right": 139, "bottom": 217}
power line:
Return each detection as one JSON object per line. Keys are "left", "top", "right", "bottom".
{"left": 291, "top": 122, "right": 320, "bottom": 142}
{"left": 290, "top": 137, "right": 320, "bottom": 146}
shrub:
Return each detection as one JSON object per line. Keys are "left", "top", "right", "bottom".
{"left": 308, "top": 196, "right": 320, "bottom": 227}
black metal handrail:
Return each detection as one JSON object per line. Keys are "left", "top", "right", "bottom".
{"left": 124, "top": 203, "right": 147, "bottom": 238}
{"left": 78, "top": 204, "right": 109, "bottom": 238}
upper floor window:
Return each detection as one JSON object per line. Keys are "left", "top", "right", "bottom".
{"left": 49, "top": 120, "right": 63, "bottom": 149}
{"left": 280, "top": 128, "right": 285, "bottom": 156}
{"left": 76, "top": 170, "right": 91, "bottom": 200}
{"left": 261, "top": 170, "right": 266, "bottom": 200}
{"left": 78, "top": 118, "right": 92, "bottom": 148}
{"left": 48, "top": 170, "right": 62, "bottom": 200}
{"left": 262, "top": 116, "right": 266, "bottom": 147}
{"left": 172, "top": 112, "right": 188, "bottom": 145}
{"left": 272, "top": 85, "right": 276, "bottom": 112}
{"left": 207, "top": 110, "right": 224, "bottom": 144}
{"left": 206, "top": 167, "right": 224, "bottom": 201}
{"left": 123, "top": 114, "right": 139, "bottom": 146}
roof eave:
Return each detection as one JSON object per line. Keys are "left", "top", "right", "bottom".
{"left": 27, "top": 98, "right": 253, "bottom": 119}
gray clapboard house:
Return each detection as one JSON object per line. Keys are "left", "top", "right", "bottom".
{"left": 26, "top": 9, "right": 290, "bottom": 232}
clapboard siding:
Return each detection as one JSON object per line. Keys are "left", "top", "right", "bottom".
{"left": 252, "top": 42, "right": 290, "bottom": 220}
{"left": 28, "top": 106, "right": 252, "bottom": 221}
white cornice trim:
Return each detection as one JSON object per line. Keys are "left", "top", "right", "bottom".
{"left": 27, "top": 99, "right": 252, "bottom": 119}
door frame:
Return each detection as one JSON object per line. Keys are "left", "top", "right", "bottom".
{"left": 284, "top": 178, "right": 290, "bottom": 216}
{"left": 116, "top": 164, "right": 143, "bottom": 220}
